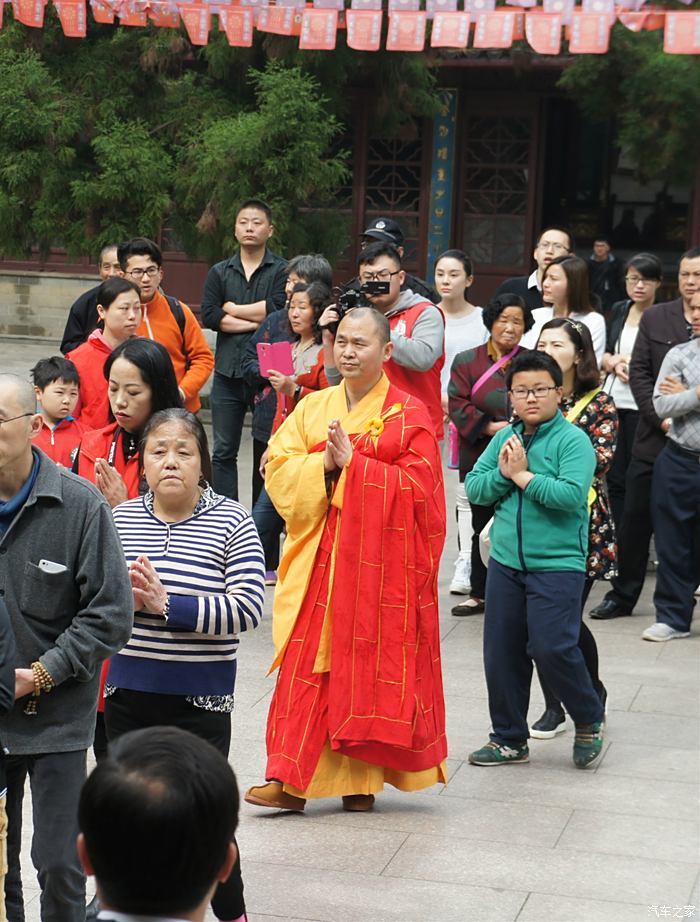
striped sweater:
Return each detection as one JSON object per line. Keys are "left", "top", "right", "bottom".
{"left": 108, "top": 487, "right": 265, "bottom": 697}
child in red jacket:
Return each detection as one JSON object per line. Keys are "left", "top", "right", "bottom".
{"left": 31, "top": 356, "right": 87, "bottom": 468}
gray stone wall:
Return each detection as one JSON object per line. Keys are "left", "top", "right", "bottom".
{"left": 0, "top": 270, "right": 98, "bottom": 340}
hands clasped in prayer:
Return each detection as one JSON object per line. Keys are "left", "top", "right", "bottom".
{"left": 498, "top": 435, "right": 534, "bottom": 491}
{"left": 324, "top": 419, "right": 352, "bottom": 471}
{"left": 129, "top": 554, "right": 168, "bottom": 616}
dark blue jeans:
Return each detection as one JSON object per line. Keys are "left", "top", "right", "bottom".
{"left": 211, "top": 372, "right": 251, "bottom": 502}
{"left": 5, "top": 750, "right": 87, "bottom": 922}
{"left": 651, "top": 443, "right": 700, "bottom": 632}
{"left": 252, "top": 486, "right": 283, "bottom": 571}
{"left": 484, "top": 558, "right": 604, "bottom": 745}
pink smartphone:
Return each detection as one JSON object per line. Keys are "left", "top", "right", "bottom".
{"left": 257, "top": 341, "right": 294, "bottom": 377}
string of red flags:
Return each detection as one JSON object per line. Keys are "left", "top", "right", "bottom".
{"left": 5, "top": 0, "right": 700, "bottom": 54}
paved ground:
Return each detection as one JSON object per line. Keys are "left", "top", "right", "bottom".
{"left": 3, "top": 336, "right": 699, "bottom": 922}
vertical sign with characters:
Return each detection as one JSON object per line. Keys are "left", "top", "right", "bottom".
{"left": 426, "top": 89, "right": 457, "bottom": 276}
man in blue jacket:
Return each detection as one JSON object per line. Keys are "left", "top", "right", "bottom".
{"left": 466, "top": 352, "right": 605, "bottom": 769}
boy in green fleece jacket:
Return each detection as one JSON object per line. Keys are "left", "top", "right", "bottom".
{"left": 466, "top": 351, "right": 605, "bottom": 768}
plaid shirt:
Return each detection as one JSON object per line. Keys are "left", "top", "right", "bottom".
{"left": 653, "top": 339, "right": 700, "bottom": 452}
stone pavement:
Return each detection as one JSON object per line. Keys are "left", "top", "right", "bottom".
{"left": 2, "top": 335, "right": 699, "bottom": 922}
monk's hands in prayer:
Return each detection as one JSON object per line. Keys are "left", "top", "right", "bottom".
{"left": 268, "top": 370, "right": 296, "bottom": 397}
{"left": 658, "top": 374, "right": 687, "bottom": 395}
{"left": 94, "top": 458, "right": 129, "bottom": 509}
{"left": 129, "top": 554, "right": 169, "bottom": 616}
{"left": 324, "top": 419, "right": 353, "bottom": 471}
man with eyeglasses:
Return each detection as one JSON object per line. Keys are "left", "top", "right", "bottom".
{"left": 349, "top": 217, "right": 439, "bottom": 304}
{"left": 495, "top": 226, "right": 574, "bottom": 311}
{"left": 466, "top": 351, "right": 604, "bottom": 769}
{"left": 118, "top": 237, "right": 214, "bottom": 415}
{"left": 590, "top": 244, "right": 700, "bottom": 622}
{"left": 353, "top": 241, "right": 445, "bottom": 438}
{"left": 0, "top": 373, "right": 133, "bottom": 922}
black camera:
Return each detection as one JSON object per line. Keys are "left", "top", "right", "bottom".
{"left": 322, "top": 281, "right": 391, "bottom": 335}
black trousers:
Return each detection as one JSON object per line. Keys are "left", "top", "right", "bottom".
{"left": 651, "top": 444, "right": 700, "bottom": 632}
{"left": 469, "top": 501, "right": 495, "bottom": 600}
{"left": 104, "top": 689, "right": 244, "bottom": 921}
{"left": 5, "top": 750, "right": 87, "bottom": 922}
{"left": 601, "top": 455, "right": 655, "bottom": 612}
{"left": 607, "top": 409, "right": 639, "bottom": 530}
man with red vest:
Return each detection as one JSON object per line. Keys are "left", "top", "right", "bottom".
{"left": 357, "top": 242, "right": 445, "bottom": 439}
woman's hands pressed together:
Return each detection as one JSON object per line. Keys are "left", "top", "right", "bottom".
{"left": 130, "top": 554, "right": 169, "bottom": 616}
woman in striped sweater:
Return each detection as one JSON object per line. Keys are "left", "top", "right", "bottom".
{"left": 106, "top": 407, "right": 265, "bottom": 922}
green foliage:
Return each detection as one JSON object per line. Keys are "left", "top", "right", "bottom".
{"left": 559, "top": 26, "right": 700, "bottom": 184}
{"left": 174, "top": 63, "right": 350, "bottom": 262}
{"left": 0, "top": 13, "right": 440, "bottom": 261}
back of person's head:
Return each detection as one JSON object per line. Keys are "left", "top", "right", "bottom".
{"left": 624, "top": 252, "right": 663, "bottom": 281}
{"left": 104, "top": 338, "right": 183, "bottom": 415}
{"left": 506, "top": 350, "right": 563, "bottom": 390}
{"left": 31, "top": 356, "right": 80, "bottom": 390}
{"left": 117, "top": 237, "right": 163, "bottom": 271}
{"left": 78, "top": 726, "right": 239, "bottom": 916}
{"left": 286, "top": 254, "right": 333, "bottom": 289}
{"left": 357, "top": 241, "right": 402, "bottom": 271}
{"left": 544, "top": 254, "right": 592, "bottom": 315}
{"left": 96, "top": 277, "right": 142, "bottom": 309}
{"left": 236, "top": 198, "right": 273, "bottom": 223}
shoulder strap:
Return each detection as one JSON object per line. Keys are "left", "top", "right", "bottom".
{"left": 165, "top": 295, "right": 190, "bottom": 370}
{"left": 566, "top": 387, "right": 601, "bottom": 424}
{"left": 471, "top": 344, "right": 521, "bottom": 398}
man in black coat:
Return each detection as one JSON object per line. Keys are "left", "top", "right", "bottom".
{"left": 60, "top": 245, "right": 123, "bottom": 353}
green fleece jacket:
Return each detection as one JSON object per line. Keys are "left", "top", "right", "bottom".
{"left": 466, "top": 410, "right": 595, "bottom": 572}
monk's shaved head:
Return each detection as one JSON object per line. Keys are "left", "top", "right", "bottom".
{"left": 0, "top": 374, "right": 36, "bottom": 414}
{"left": 338, "top": 307, "right": 391, "bottom": 346}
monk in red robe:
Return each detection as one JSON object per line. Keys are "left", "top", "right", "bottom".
{"left": 245, "top": 307, "right": 447, "bottom": 813}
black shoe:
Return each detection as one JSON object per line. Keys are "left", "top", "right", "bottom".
{"left": 589, "top": 599, "right": 631, "bottom": 620}
{"left": 598, "top": 684, "right": 608, "bottom": 718}
{"left": 86, "top": 895, "right": 101, "bottom": 921}
{"left": 530, "top": 707, "right": 566, "bottom": 739}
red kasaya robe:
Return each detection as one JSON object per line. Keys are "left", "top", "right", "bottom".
{"left": 264, "top": 373, "right": 448, "bottom": 795}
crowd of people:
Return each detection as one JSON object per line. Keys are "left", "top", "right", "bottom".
{"left": 0, "top": 198, "right": 697, "bottom": 921}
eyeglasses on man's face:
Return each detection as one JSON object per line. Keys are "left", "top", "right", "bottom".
{"left": 0, "top": 412, "right": 33, "bottom": 427}
{"left": 127, "top": 266, "right": 160, "bottom": 279}
{"left": 359, "top": 269, "right": 400, "bottom": 283}
{"left": 509, "top": 386, "right": 558, "bottom": 400}
{"left": 537, "top": 240, "right": 569, "bottom": 254}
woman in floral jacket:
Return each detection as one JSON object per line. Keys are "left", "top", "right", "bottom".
{"left": 531, "top": 316, "right": 618, "bottom": 739}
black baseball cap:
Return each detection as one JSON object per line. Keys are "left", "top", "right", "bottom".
{"left": 361, "top": 218, "right": 404, "bottom": 247}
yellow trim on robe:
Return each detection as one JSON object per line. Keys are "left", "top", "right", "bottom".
{"left": 283, "top": 743, "right": 448, "bottom": 799}
{"left": 265, "top": 374, "right": 391, "bottom": 669}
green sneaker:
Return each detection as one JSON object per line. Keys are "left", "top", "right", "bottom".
{"left": 573, "top": 721, "right": 604, "bottom": 768}
{"left": 468, "top": 741, "right": 529, "bottom": 766}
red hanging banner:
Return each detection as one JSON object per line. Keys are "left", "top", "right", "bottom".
{"left": 179, "top": 3, "right": 210, "bottom": 43}
{"left": 472, "top": 9, "right": 516, "bottom": 47}
{"left": 55, "top": 0, "right": 87, "bottom": 34}
{"left": 430, "top": 11, "right": 470, "bottom": 47}
{"left": 618, "top": 10, "right": 664, "bottom": 31}
{"left": 91, "top": 0, "right": 115, "bottom": 22}
{"left": 299, "top": 7, "right": 337, "bottom": 47}
{"left": 568, "top": 10, "right": 610, "bottom": 52}
{"left": 664, "top": 11, "right": 700, "bottom": 52}
{"left": 0, "top": 2, "right": 4, "bottom": 26}
{"left": 525, "top": 10, "right": 561, "bottom": 52}
{"left": 149, "top": 5, "right": 180, "bottom": 26}
{"left": 257, "top": 5, "right": 296, "bottom": 33}
{"left": 219, "top": 6, "right": 253, "bottom": 44}
{"left": 12, "top": 0, "right": 46, "bottom": 27}
{"left": 386, "top": 10, "right": 426, "bottom": 50}
{"left": 119, "top": 6, "right": 148, "bottom": 25}
{"left": 345, "top": 8, "right": 382, "bottom": 48}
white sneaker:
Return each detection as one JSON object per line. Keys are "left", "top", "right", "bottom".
{"left": 641, "top": 622, "right": 691, "bottom": 642}
{"left": 450, "top": 556, "right": 471, "bottom": 595}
